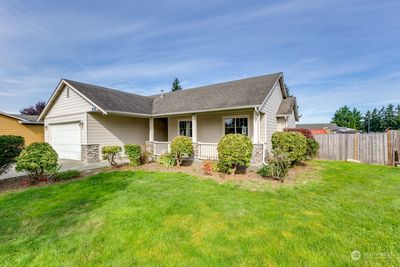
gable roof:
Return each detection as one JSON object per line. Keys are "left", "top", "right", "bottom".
{"left": 40, "top": 72, "right": 297, "bottom": 119}
{"left": 0, "top": 111, "right": 43, "bottom": 125}
{"left": 276, "top": 97, "right": 299, "bottom": 121}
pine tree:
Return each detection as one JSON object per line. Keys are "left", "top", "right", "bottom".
{"left": 369, "top": 108, "right": 381, "bottom": 132}
{"left": 382, "top": 104, "right": 397, "bottom": 130}
{"left": 363, "top": 110, "right": 372, "bottom": 132}
{"left": 171, "top": 78, "right": 182, "bottom": 92}
{"left": 331, "top": 106, "right": 363, "bottom": 130}
{"left": 396, "top": 104, "right": 400, "bottom": 129}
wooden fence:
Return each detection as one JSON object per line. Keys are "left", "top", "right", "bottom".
{"left": 314, "top": 130, "right": 400, "bottom": 166}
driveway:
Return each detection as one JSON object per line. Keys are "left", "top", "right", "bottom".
{"left": 0, "top": 160, "right": 111, "bottom": 181}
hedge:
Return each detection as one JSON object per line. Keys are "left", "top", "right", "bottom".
{"left": 0, "top": 135, "right": 24, "bottom": 175}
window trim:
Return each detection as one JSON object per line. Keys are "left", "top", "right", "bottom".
{"left": 221, "top": 115, "right": 250, "bottom": 137}
{"left": 177, "top": 119, "right": 193, "bottom": 137}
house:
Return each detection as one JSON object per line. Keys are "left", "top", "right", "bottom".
{"left": 0, "top": 112, "right": 44, "bottom": 145}
{"left": 296, "top": 123, "right": 359, "bottom": 134}
{"left": 38, "top": 72, "right": 299, "bottom": 165}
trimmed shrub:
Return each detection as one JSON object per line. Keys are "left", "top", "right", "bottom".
{"left": 124, "top": 144, "right": 141, "bottom": 166}
{"left": 257, "top": 149, "right": 291, "bottom": 182}
{"left": 272, "top": 132, "right": 307, "bottom": 165}
{"left": 284, "top": 128, "right": 314, "bottom": 140}
{"left": 306, "top": 138, "right": 319, "bottom": 159}
{"left": 52, "top": 170, "right": 81, "bottom": 181}
{"left": 0, "top": 135, "right": 24, "bottom": 175}
{"left": 170, "top": 136, "right": 193, "bottom": 167}
{"left": 16, "top": 142, "right": 58, "bottom": 179}
{"left": 102, "top": 146, "right": 122, "bottom": 166}
{"left": 217, "top": 134, "right": 253, "bottom": 174}
{"left": 284, "top": 128, "right": 319, "bottom": 159}
{"left": 158, "top": 153, "right": 176, "bottom": 168}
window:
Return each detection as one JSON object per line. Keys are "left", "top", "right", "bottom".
{"left": 179, "top": 120, "right": 192, "bottom": 137}
{"left": 224, "top": 117, "right": 248, "bottom": 136}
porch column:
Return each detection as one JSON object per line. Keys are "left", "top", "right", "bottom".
{"left": 149, "top": 117, "right": 154, "bottom": 142}
{"left": 253, "top": 110, "right": 260, "bottom": 143}
{"left": 192, "top": 114, "right": 198, "bottom": 143}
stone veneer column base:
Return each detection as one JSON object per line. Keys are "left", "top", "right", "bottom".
{"left": 81, "top": 144, "right": 100, "bottom": 163}
{"left": 251, "top": 144, "right": 264, "bottom": 166}
{"left": 145, "top": 141, "right": 154, "bottom": 160}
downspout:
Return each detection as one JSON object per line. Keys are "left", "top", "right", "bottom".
{"left": 255, "top": 107, "right": 267, "bottom": 165}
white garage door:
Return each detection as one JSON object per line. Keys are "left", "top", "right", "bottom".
{"left": 50, "top": 123, "right": 81, "bottom": 160}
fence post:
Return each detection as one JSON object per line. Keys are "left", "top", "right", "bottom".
{"left": 387, "top": 130, "right": 393, "bottom": 166}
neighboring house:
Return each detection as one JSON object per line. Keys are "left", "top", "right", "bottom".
{"left": 0, "top": 112, "right": 44, "bottom": 145}
{"left": 296, "top": 123, "right": 359, "bottom": 134}
{"left": 39, "top": 72, "right": 299, "bottom": 164}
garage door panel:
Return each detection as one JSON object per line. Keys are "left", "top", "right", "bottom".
{"left": 50, "top": 123, "right": 81, "bottom": 160}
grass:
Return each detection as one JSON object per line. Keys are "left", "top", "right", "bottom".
{"left": 0, "top": 161, "right": 399, "bottom": 266}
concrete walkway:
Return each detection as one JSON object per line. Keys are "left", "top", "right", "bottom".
{"left": 0, "top": 160, "right": 111, "bottom": 180}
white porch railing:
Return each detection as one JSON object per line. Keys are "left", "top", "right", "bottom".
{"left": 152, "top": 141, "right": 219, "bottom": 160}
{"left": 153, "top": 141, "right": 170, "bottom": 156}
{"left": 198, "top": 142, "right": 218, "bottom": 160}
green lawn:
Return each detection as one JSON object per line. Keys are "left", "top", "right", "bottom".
{"left": 0, "top": 161, "right": 399, "bottom": 266}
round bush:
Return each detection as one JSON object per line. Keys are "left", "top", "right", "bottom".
{"left": 271, "top": 132, "right": 307, "bottom": 165}
{"left": 124, "top": 144, "right": 141, "bottom": 166}
{"left": 16, "top": 142, "right": 58, "bottom": 178}
{"left": 170, "top": 136, "right": 193, "bottom": 166}
{"left": 217, "top": 134, "right": 253, "bottom": 174}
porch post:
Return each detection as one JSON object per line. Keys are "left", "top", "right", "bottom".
{"left": 192, "top": 114, "right": 198, "bottom": 143}
{"left": 192, "top": 114, "right": 198, "bottom": 159}
{"left": 149, "top": 117, "right": 154, "bottom": 142}
{"left": 253, "top": 110, "right": 260, "bottom": 143}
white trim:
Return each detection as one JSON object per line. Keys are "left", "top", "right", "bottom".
{"left": 192, "top": 114, "right": 198, "bottom": 143}
{"left": 149, "top": 117, "right": 154, "bottom": 142}
{"left": 63, "top": 80, "right": 107, "bottom": 115}
{"left": 153, "top": 105, "right": 257, "bottom": 117}
{"left": 38, "top": 80, "right": 107, "bottom": 121}
{"left": 258, "top": 73, "right": 283, "bottom": 112}
{"left": 106, "top": 110, "right": 150, "bottom": 118}
{"left": 221, "top": 115, "right": 250, "bottom": 137}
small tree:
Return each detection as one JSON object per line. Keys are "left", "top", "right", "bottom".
{"left": 331, "top": 106, "right": 362, "bottom": 130}
{"left": 102, "top": 146, "right": 122, "bottom": 166}
{"left": 20, "top": 101, "right": 46, "bottom": 115}
{"left": 171, "top": 78, "right": 182, "bottom": 92}
{"left": 0, "top": 135, "right": 25, "bottom": 175}
{"left": 170, "top": 136, "right": 193, "bottom": 167}
{"left": 16, "top": 142, "right": 58, "bottom": 179}
{"left": 217, "top": 134, "right": 253, "bottom": 174}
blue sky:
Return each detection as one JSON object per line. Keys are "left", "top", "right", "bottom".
{"left": 0, "top": 0, "right": 399, "bottom": 122}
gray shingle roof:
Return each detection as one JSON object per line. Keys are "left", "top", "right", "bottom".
{"left": 296, "top": 123, "right": 339, "bottom": 130}
{"left": 151, "top": 73, "right": 282, "bottom": 114}
{"left": 276, "top": 97, "right": 296, "bottom": 116}
{"left": 0, "top": 112, "right": 43, "bottom": 124}
{"left": 61, "top": 72, "right": 285, "bottom": 116}
{"left": 63, "top": 79, "right": 153, "bottom": 114}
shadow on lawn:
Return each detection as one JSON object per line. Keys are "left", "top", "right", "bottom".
{"left": 0, "top": 171, "right": 131, "bottom": 248}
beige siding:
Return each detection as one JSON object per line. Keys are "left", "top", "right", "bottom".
{"left": 87, "top": 113, "right": 149, "bottom": 152}
{"left": 277, "top": 118, "right": 286, "bottom": 131}
{"left": 287, "top": 111, "right": 296, "bottom": 128}
{"left": 167, "top": 110, "right": 253, "bottom": 143}
{"left": 44, "top": 113, "right": 87, "bottom": 144}
{"left": 260, "top": 113, "right": 266, "bottom": 143}
{"left": 259, "top": 82, "right": 284, "bottom": 150}
{"left": 46, "top": 86, "right": 93, "bottom": 118}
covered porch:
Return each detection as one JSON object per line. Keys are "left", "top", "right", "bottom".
{"left": 146, "top": 109, "right": 266, "bottom": 165}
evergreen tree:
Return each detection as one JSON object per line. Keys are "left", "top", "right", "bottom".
{"left": 369, "top": 108, "right": 382, "bottom": 132}
{"left": 363, "top": 110, "right": 372, "bottom": 132}
{"left": 331, "top": 106, "right": 362, "bottom": 130}
{"left": 382, "top": 104, "right": 397, "bottom": 130}
{"left": 396, "top": 105, "right": 400, "bottom": 129}
{"left": 171, "top": 78, "right": 182, "bottom": 92}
